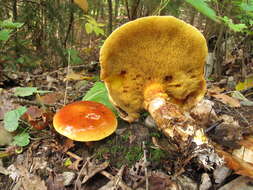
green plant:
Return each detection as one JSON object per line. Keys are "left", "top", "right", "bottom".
{"left": 82, "top": 81, "right": 117, "bottom": 113}
{"left": 3, "top": 87, "right": 50, "bottom": 147}
{"left": 125, "top": 146, "right": 143, "bottom": 164}
{"left": 66, "top": 48, "right": 82, "bottom": 65}
{"left": 185, "top": 0, "right": 253, "bottom": 33}
{"left": 150, "top": 148, "right": 166, "bottom": 162}
{"left": 0, "top": 19, "right": 23, "bottom": 42}
{"left": 83, "top": 15, "right": 105, "bottom": 36}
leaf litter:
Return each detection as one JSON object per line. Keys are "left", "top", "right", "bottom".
{"left": 0, "top": 65, "right": 253, "bottom": 189}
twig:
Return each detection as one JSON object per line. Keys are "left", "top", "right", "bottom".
{"left": 143, "top": 141, "right": 149, "bottom": 190}
{"left": 205, "top": 120, "right": 224, "bottom": 133}
{"left": 233, "top": 108, "right": 250, "bottom": 125}
{"left": 66, "top": 151, "right": 82, "bottom": 161}
{"left": 100, "top": 166, "right": 132, "bottom": 190}
{"left": 74, "top": 157, "right": 89, "bottom": 190}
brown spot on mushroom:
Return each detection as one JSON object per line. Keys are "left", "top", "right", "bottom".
{"left": 120, "top": 70, "right": 127, "bottom": 75}
{"left": 164, "top": 75, "right": 173, "bottom": 82}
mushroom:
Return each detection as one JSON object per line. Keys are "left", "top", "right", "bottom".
{"left": 53, "top": 101, "right": 117, "bottom": 142}
{"left": 100, "top": 16, "right": 208, "bottom": 147}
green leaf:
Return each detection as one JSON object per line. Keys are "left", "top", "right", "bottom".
{"left": 67, "top": 48, "right": 82, "bottom": 64}
{"left": 85, "top": 23, "right": 93, "bottom": 34}
{"left": 93, "top": 26, "right": 105, "bottom": 36}
{"left": 222, "top": 16, "right": 247, "bottom": 32}
{"left": 0, "top": 20, "right": 23, "bottom": 29}
{"left": 0, "top": 29, "right": 12, "bottom": 41}
{"left": 13, "top": 132, "right": 30, "bottom": 147}
{"left": 14, "top": 87, "right": 50, "bottom": 97}
{"left": 185, "top": 0, "right": 217, "bottom": 21}
{"left": 14, "top": 87, "right": 38, "bottom": 97}
{"left": 4, "top": 107, "right": 27, "bottom": 132}
{"left": 241, "top": 2, "right": 253, "bottom": 12}
{"left": 82, "top": 82, "right": 116, "bottom": 113}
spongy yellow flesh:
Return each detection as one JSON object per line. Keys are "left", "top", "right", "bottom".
{"left": 100, "top": 16, "right": 207, "bottom": 122}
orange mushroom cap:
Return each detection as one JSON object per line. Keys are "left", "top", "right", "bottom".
{"left": 53, "top": 101, "right": 117, "bottom": 141}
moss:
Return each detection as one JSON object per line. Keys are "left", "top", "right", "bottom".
{"left": 125, "top": 146, "right": 143, "bottom": 164}
{"left": 96, "top": 146, "right": 110, "bottom": 160}
{"left": 121, "top": 131, "right": 131, "bottom": 142}
{"left": 149, "top": 148, "right": 166, "bottom": 162}
{"left": 150, "top": 132, "right": 162, "bottom": 138}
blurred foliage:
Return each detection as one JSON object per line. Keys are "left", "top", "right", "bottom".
{"left": 0, "top": 0, "right": 252, "bottom": 77}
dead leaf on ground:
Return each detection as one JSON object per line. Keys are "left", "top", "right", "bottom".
{"left": 81, "top": 160, "right": 109, "bottom": 184}
{"left": 16, "top": 165, "right": 47, "bottom": 190}
{"left": 22, "top": 106, "right": 54, "bottom": 130}
{"left": 207, "top": 86, "right": 225, "bottom": 95}
{"left": 212, "top": 93, "right": 240, "bottom": 107}
{"left": 0, "top": 124, "right": 13, "bottom": 146}
{"left": 37, "top": 92, "right": 63, "bottom": 105}
{"left": 61, "top": 139, "right": 75, "bottom": 152}
{"left": 64, "top": 72, "right": 93, "bottom": 81}
{"left": 46, "top": 172, "right": 66, "bottom": 190}
{"left": 219, "top": 176, "right": 253, "bottom": 190}
{"left": 0, "top": 89, "right": 18, "bottom": 120}
{"left": 149, "top": 174, "right": 179, "bottom": 190}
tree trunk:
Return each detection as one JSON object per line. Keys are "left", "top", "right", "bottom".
{"left": 114, "top": 0, "right": 119, "bottom": 18}
{"left": 107, "top": 0, "right": 113, "bottom": 35}
{"left": 64, "top": 0, "right": 74, "bottom": 48}
{"left": 12, "top": 0, "right": 19, "bottom": 58}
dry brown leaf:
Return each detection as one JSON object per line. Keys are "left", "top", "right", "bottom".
{"left": 215, "top": 143, "right": 253, "bottom": 178}
{"left": 22, "top": 106, "right": 53, "bottom": 130}
{"left": 212, "top": 94, "right": 240, "bottom": 107}
{"left": 17, "top": 165, "right": 47, "bottom": 190}
{"left": 219, "top": 176, "right": 253, "bottom": 190}
{"left": 46, "top": 173, "right": 66, "bottom": 190}
{"left": 24, "top": 106, "right": 43, "bottom": 120}
{"left": 64, "top": 72, "right": 92, "bottom": 81}
{"left": 61, "top": 139, "right": 75, "bottom": 152}
{"left": 37, "top": 92, "right": 63, "bottom": 105}
{"left": 207, "top": 86, "right": 225, "bottom": 95}
{"left": 82, "top": 161, "right": 109, "bottom": 184}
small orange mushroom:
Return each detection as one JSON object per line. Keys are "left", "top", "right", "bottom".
{"left": 53, "top": 101, "right": 117, "bottom": 142}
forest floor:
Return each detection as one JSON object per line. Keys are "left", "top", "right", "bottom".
{"left": 0, "top": 64, "right": 253, "bottom": 190}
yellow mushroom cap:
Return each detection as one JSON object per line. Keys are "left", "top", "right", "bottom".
{"left": 53, "top": 101, "right": 117, "bottom": 141}
{"left": 100, "top": 16, "right": 208, "bottom": 122}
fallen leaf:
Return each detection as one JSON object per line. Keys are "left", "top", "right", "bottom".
{"left": 61, "top": 139, "right": 75, "bottom": 152}
{"left": 219, "top": 176, "right": 253, "bottom": 190}
{"left": 235, "top": 76, "right": 253, "bottom": 91}
{"left": 0, "top": 124, "right": 13, "bottom": 146}
{"left": 82, "top": 160, "right": 109, "bottom": 184}
{"left": 208, "top": 86, "right": 225, "bottom": 95}
{"left": 212, "top": 93, "right": 240, "bottom": 107}
{"left": 37, "top": 92, "right": 63, "bottom": 105}
{"left": 64, "top": 72, "right": 92, "bottom": 81}
{"left": 14, "top": 165, "right": 47, "bottom": 190}
{"left": 46, "top": 172, "right": 66, "bottom": 190}
{"left": 24, "top": 106, "right": 43, "bottom": 120}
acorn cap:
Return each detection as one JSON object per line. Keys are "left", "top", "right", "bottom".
{"left": 53, "top": 101, "right": 117, "bottom": 141}
{"left": 100, "top": 16, "right": 208, "bottom": 122}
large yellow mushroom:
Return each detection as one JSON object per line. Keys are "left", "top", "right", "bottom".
{"left": 100, "top": 16, "right": 208, "bottom": 147}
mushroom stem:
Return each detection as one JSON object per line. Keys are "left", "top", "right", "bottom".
{"left": 146, "top": 96, "right": 199, "bottom": 149}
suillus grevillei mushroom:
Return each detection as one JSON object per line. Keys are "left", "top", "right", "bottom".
{"left": 53, "top": 101, "right": 117, "bottom": 142}
{"left": 100, "top": 16, "right": 208, "bottom": 147}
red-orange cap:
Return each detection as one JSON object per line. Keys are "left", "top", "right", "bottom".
{"left": 53, "top": 101, "right": 117, "bottom": 141}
